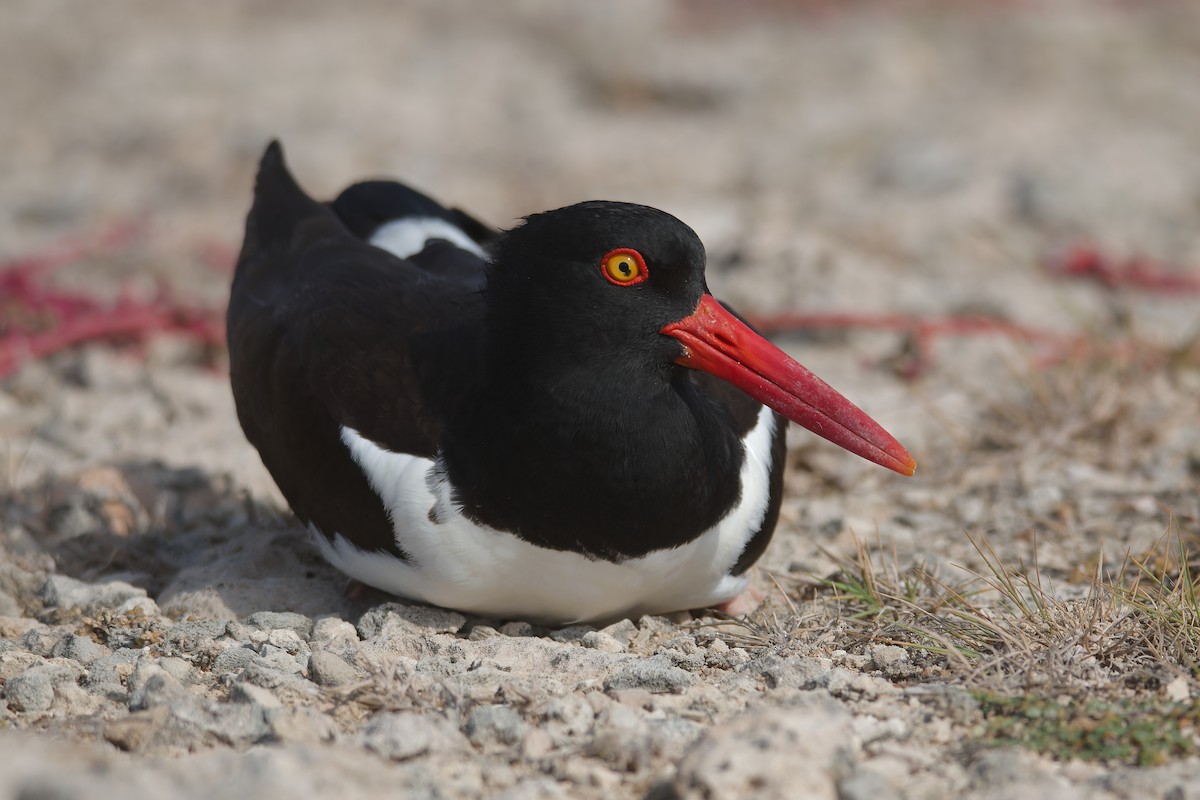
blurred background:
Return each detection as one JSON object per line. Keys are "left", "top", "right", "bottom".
{"left": 2, "top": 0, "right": 1198, "bottom": 572}
{"left": 5, "top": 1, "right": 1199, "bottom": 301}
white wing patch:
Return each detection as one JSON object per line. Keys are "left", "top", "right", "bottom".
{"left": 320, "top": 407, "right": 777, "bottom": 624}
{"left": 369, "top": 217, "right": 487, "bottom": 260}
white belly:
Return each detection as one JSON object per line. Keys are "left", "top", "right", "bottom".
{"left": 314, "top": 406, "right": 776, "bottom": 624}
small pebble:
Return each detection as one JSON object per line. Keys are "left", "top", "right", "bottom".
{"left": 549, "top": 625, "right": 593, "bottom": 644}
{"left": 604, "top": 655, "right": 695, "bottom": 695}
{"left": 86, "top": 647, "right": 142, "bottom": 686}
{"left": 360, "top": 711, "right": 470, "bottom": 761}
{"left": 357, "top": 603, "right": 465, "bottom": 639}
{"left": 266, "top": 628, "right": 307, "bottom": 654}
{"left": 4, "top": 666, "right": 57, "bottom": 712}
{"left": 225, "top": 621, "right": 263, "bottom": 643}
{"left": 266, "top": 706, "right": 337, "bottom": 744}
{"left": 165, "top": 619, "right": 229, "bottom": 651}
{"left": 667, "top": 702, "right": 855, "bottom": 799}
{"left": 840, "top": 769, "right": 901, "bottom": 800}
{"left": 117, "top": 596, "right": 161, "bottom": 616}
{"left": 599, "top": 619, "right": 638, "bottom": 645}
{"left": 211, "top": 645, "right": 258, "bottom": 674}
{"left": 868, "top": 645, "right": 909, "bottom": 672}
{"left": 744, "top": 654, "right": 833, "bottom": 690}
{"left": 465, "top": 704, "right": 528, "bottom": 748}
{"left": 255, "top": 644, "right": 305, "bottom": 674}
{"left": 21, "top": 626, "right": 69, "bottom": 657}
{"left": 3, "top": 663, "right": 82, "bottom": 712}
{"left": 656, "top": 647, "right": 705, "bottom": 670}
{"left": 127, "top": 661, "right": 188, "bottom": 711}
{"left": 586, "top": 703, "right": 652, "bottom": 771}
{"left": 521, "top": 727, "right": 555, "bottom": 759}
{"left": 245, "top": 611, "right": 314, "bottom": 640}
{"left": 0, "top": 616, "right": 41, "bottom": 639}
{"left": 543, "top": 695, "right": 595, "bottom": 739}
{"left": 0, "top": 590, "right": 21, "bottom": 617}
{"left": 39, "top": 575, "right": 147, "bottom": 612}
{"left": 307, "top": 650, "right": 364, "bottom": 688}
{"left": 581, "top": 631, "right": 625, "bottom": 653}
{"left": 157, "top": 656, "right": 197, "bottom": 685}
{"left": 310, "top": 617, "right": 358, "bottom": 643}
{"left": 239, "top": 660, "right": 309, "bottom": 691}
{"left": 498, "top": 621, "right": 534, "bottom": 637}
{"left": 1, "top": 649, "right": 45, "bottom": 681}
{"left": 230, "top": 682, "right": 283, "bottom": 709}
{"left": 468, "top": 625, "right": 501, "bottom": 641}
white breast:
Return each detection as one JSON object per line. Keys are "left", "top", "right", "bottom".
{"left": 313, "top": 406, "right": 777, "bottom": 624}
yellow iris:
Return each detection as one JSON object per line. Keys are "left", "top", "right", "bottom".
{"left": 602, "top": 249, "right": 647, "bottom": 286}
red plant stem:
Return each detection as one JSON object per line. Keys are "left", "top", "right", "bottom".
{"left": 747, "top": 311, "right": 1088, "bottom": 379}
{"left": 1047, "top": 246, "right": 1200, "bottom": 294}
{"left": 0, "top": 302, "right": 224, "bottom": 377}
{"left": 749, "top": 311, "right": 1076, "bottom": 349}
{"left": 0, "top": 219, "right": 227, "bottom": 378}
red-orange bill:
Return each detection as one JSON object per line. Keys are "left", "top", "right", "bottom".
{"left": 660, "top": 294, "right": 917, "bottom": 476}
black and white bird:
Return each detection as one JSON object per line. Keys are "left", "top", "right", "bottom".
{"left": 228, "top": 142, "right": 915, "bottom": 624}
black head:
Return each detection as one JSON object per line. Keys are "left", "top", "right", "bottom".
{"left": 484, "top": 201, "right": 707, "bottom": 375}
{"left": 446, "top": 199, "right": 915, "bottom": 559}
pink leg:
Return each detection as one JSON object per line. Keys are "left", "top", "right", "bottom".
{"left": 708, "top": 584, "right": 767, "bottom": 617}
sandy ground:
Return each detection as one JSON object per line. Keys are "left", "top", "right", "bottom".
{"left": 2, "top": 2, "right": 1199, "bottom": 798}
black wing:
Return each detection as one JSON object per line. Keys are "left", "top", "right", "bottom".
{"left": 228, "top": 142, "right": 486, "bottom": 554}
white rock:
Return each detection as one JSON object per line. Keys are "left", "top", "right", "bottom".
{"left": 359, "top": 711, "right": 470, "bottom": 762}
{"left": 665, "top": 701, "right": 857, "bottom": 800}
{"left": 310, "top": 617, "right": 359, "bottom": 644}
{"left": 581, "top": 631, "right": 626, "bottom": 653}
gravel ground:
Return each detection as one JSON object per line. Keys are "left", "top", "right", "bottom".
{"left": 2, "top": 2, "right": 1199, "bottom": 798}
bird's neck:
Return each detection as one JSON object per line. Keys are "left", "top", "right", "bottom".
{"left": 440, "top": 362, "right": 746, "bottom": 560}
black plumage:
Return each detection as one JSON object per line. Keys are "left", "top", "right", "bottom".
{"left": 228, "top": 141, "right": 913, "bottom": 619}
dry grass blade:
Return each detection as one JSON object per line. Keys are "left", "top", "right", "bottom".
{"left": 771, "top": 526, "right": 1198, "bottom": 697}
{"left": 1113, "top": 524, "right": 1200, "bottom": 676}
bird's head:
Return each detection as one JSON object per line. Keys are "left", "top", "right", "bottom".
{"left": 486, "top": 201, "right": 916, "bottom": 476}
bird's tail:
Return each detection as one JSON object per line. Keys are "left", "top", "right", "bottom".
{"left": 234, "top": 140, "right": 340, "bottom": 287}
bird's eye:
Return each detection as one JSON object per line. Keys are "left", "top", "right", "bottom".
{"left": 600, "top": 248, "right": 648, "bottom": 287}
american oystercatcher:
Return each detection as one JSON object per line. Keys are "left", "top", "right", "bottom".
{"left": 228, "top": 142, "right": 915, "bottom": 624}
